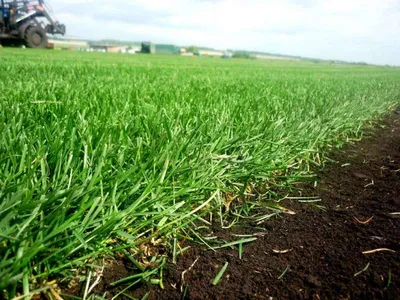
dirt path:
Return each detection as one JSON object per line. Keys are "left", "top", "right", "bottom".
{"left": 130, "top": 111, "right": 400, "bottom": 300}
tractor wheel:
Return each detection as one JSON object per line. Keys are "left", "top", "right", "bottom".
{"left": 25, "top": 27, "right": 48, "bottom": 48}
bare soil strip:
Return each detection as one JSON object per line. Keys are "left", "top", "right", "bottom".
{"left": 69, "top": 111, "right": 400, "bottom": 299}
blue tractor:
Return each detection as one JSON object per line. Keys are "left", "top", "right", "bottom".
{"left": 0, "top": 0, "right": 65, "bottom": 48}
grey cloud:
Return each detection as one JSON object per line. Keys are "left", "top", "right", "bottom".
{"left": 53, "top": 2, "right": 210, "bottom": 31}
{"left": 58, "top": 3, "right": 172, "bottom": 26}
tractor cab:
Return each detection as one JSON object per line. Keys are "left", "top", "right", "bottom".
{"left": 0, "top": 1, "right": 11, "bottom": 29}
{"left": 1, "top": 0, "right": 22, "bottom": 28}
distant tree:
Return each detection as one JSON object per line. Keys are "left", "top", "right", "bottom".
{"left": 232, "top": 52, "right": 254, "bottom": 59}
{"left": 186, "top": 45, "right": 199, "bottom": 54}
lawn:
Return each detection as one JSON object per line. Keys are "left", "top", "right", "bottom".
{"left": 0, "top": 49, "right": 399, "bottom": 298}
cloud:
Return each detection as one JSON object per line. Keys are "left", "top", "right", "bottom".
{"left": 47, "top": 0, "right": 400, "bottom": 65}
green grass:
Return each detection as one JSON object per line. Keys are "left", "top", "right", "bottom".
{"left": 1, "top": 49, "right": 399, "bottom": 297}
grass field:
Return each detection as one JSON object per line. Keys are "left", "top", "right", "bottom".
{"left": 1, "top": 49, "right": 400, "bottom": 298}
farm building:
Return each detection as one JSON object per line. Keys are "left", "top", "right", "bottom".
{"left": 198, "top": 49, "right": 224, "bottom": 57}
{"left": 198, "top": 49, "right": 233, "bottom": 57}
{"left": 127, "top": 46, "right": 141, "bottom": 54}
{"left": 222, "top": 51, "right": 233, "bottom": 58}
{"left": 155, "top": 44, "right": 179, "bottom": 54}
{"left": 89, "top": 44, "right": 129, "bottom": 53}
{"left": 48, "top": 39, "right": 89, "bottom": 50}
{"left": 107, "top": 46, "right": 127, "bottom": 53}
{"left": 141, "top": 42, "right": 156, "bottom": 54}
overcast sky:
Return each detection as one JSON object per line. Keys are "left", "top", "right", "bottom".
{"left": 47, "top": 0, "right": 400, "bottom": 65}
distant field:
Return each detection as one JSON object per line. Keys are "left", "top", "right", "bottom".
{"left": 1, "top": 49, "right": 399, "bottom": 297}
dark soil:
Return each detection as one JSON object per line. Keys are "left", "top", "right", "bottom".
{"left": 65, "top": 111, "right": 400, "bottom": 299}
